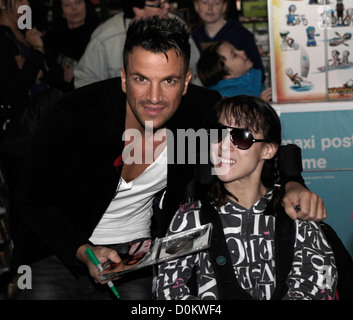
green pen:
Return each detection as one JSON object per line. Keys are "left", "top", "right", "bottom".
{"left": 85, "top": 247, "right": 120, "bottom": 299}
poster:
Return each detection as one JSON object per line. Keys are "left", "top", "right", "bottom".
{"left": 276, "top": 103, "right": 353, "bottom": 257}
{"left": 268, "top": 0, "right": 353, "bottom": 102}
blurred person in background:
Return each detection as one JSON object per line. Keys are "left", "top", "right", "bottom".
{"left": 197, "top": 40, "right": 272, "bottom": 101}
{"left": 74, "top": 0, "right": 203, "bottom": 88}
{"left": 192, "top": 0, "right": 264, "bottom": 82}
{"left": 44, "top": 0, "right": 99, "bottom": 92}
{"left": 0, "top": 0, "right": 46, "bottom": 234}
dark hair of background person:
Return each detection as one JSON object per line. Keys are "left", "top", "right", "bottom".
{"left": 197, "top": 41, "right": 227, "bottom": 86}
{"left": 51, "top": 0, "right": 99, "bottom": 28}
{"left": 121, "top": 0, "right": 144, "bottom": 19}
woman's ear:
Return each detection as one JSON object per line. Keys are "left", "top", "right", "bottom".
{"left": 262, "top": 142, "right": 279, "bottom": 160}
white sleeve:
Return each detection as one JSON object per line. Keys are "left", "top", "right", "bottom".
{"left": 74, "top": 37, "right": 108, "bottom": 88}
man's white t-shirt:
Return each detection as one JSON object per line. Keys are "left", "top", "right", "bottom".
{"left": 89, "top": 147, "right": 167, "bottom": 245}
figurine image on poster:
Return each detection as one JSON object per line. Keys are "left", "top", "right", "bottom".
{"left": 285, "top": 47, "right": 313, "bottom": 90}
{"left": 319, "top": 8, "right": 338, "bottom": 27}
{"left": 287, "top": 4, "right": 297, "bottom": 25}
{"left": 318, "top": 49, "right": 353, "bottom": 71}
{"left": 342, "top": 49, "right": 351, "bottom": 63}
{"left": 329, "top": 32, "right": 352, "bottom": 46}
{"left": 280, "top": 30, "right": 300, "bottom": 50}
{"left": 344, "top": 8, "right": 353, "bottom": 25}
{"left": 331, "top": 49, "right": 341, "bottom": 65}
{"left": 317, "top": 49, "right": 353, "bottom": 71}
{"left": 306, "top": 26, "right": 320, "bottom": 46}
{"left": 336, "top": 0, "right": 345, "bottom": 25}
{"left": 286, "top": 5, "right": 308, "bottom": 26}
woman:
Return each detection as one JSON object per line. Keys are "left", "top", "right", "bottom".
{"left": 157, "top": 95, "right": 337, "bottom": 300}
{"left": 44, "top": 0, "right": 98, "bottom": 92}
{"left": 0, "top": 0, "right": 47, "bottom": 236}
{"left": 0, "top": 0, "right": 46, "bottom": 138}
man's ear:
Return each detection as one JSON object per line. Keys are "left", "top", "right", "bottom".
{"left": 132, "top": 6, "right": 144, "bottom": 19}
{"left": 182, "top": 70, "right": 193, "bottom": 95}
{"left": 121, "top": 67, "right": 127, "bottom": 93}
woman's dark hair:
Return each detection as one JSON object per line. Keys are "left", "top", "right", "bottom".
{"left": 123, "top": 16, "right": 191, "bottom": 75}
{"left": 51, "top": 0, "right": 98, "bottom": 28}
{"left": 208, "top": 95, "right": 283, "bottom": 215}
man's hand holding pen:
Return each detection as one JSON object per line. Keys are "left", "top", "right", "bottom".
{"left": 76, "top": 244, "right": 121, "bottom": 284}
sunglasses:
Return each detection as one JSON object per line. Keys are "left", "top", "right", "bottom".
{"left": 145, "top": 0, "right": 168, "bottom": 8}
{"left": 210, "top": 124, "right": 268, "bottom": 150}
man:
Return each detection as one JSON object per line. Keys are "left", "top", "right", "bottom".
{"left": 13, "top": 17, "right": 325, "bottom": 300}
{"left": 74, "top": 0, "right": 203, "bottom": 88}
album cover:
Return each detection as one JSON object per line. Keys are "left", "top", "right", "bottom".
{"left": 100, "top": 223, "right": 212, "bottom": 280}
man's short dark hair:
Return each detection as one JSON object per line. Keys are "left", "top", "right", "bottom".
{"left": 123, "top": 16, "right": 191, "bottom": 75}
{"left": 121, "top": 0, "right": 145, "bottom": 19}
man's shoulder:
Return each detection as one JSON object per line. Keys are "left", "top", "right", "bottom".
{"left": 184, "top": 84, "right": 221, "bottom": 100}
{"left": 91, "top": 12, "right": 129, "bottom": 41}
{"left": 57, "top": 78, "right": 123, "bottom": 112}
{"left": 174, "top": 84, "right": 221, "bottom": 126}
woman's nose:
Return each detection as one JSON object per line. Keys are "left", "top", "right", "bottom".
{"left": 220, "top": 132, "right": 234, "bottom": 151}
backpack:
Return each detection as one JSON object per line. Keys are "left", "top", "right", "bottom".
{"left": 319, "top": 222, "right": 353, "bottom": 300}
{"left": 200, "top": 198, "right": 353, "bottom": 300}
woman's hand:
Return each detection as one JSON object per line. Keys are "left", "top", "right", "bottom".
{"left": 63, "top": 66, "right": 74, "bottom": 83}
{"left": 25, "top": 28, "right": 44, "bottom": 51}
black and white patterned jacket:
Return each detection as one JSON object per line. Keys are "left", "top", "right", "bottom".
{"left": 157, "top": 190, "right": 338, "bottom": 300}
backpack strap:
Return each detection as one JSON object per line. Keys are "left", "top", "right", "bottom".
{"left": 271, "top": 207, "right": 295, "bottom": 299}
{"left": 200, "top": 198, "right": 252, "bottom": 300}
{"left": 200, "top": 198, "right": 295, "bottom": 300}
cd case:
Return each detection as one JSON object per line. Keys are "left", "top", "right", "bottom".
{"left": 100, "top": 223, "right": 213, "bottom": 280}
